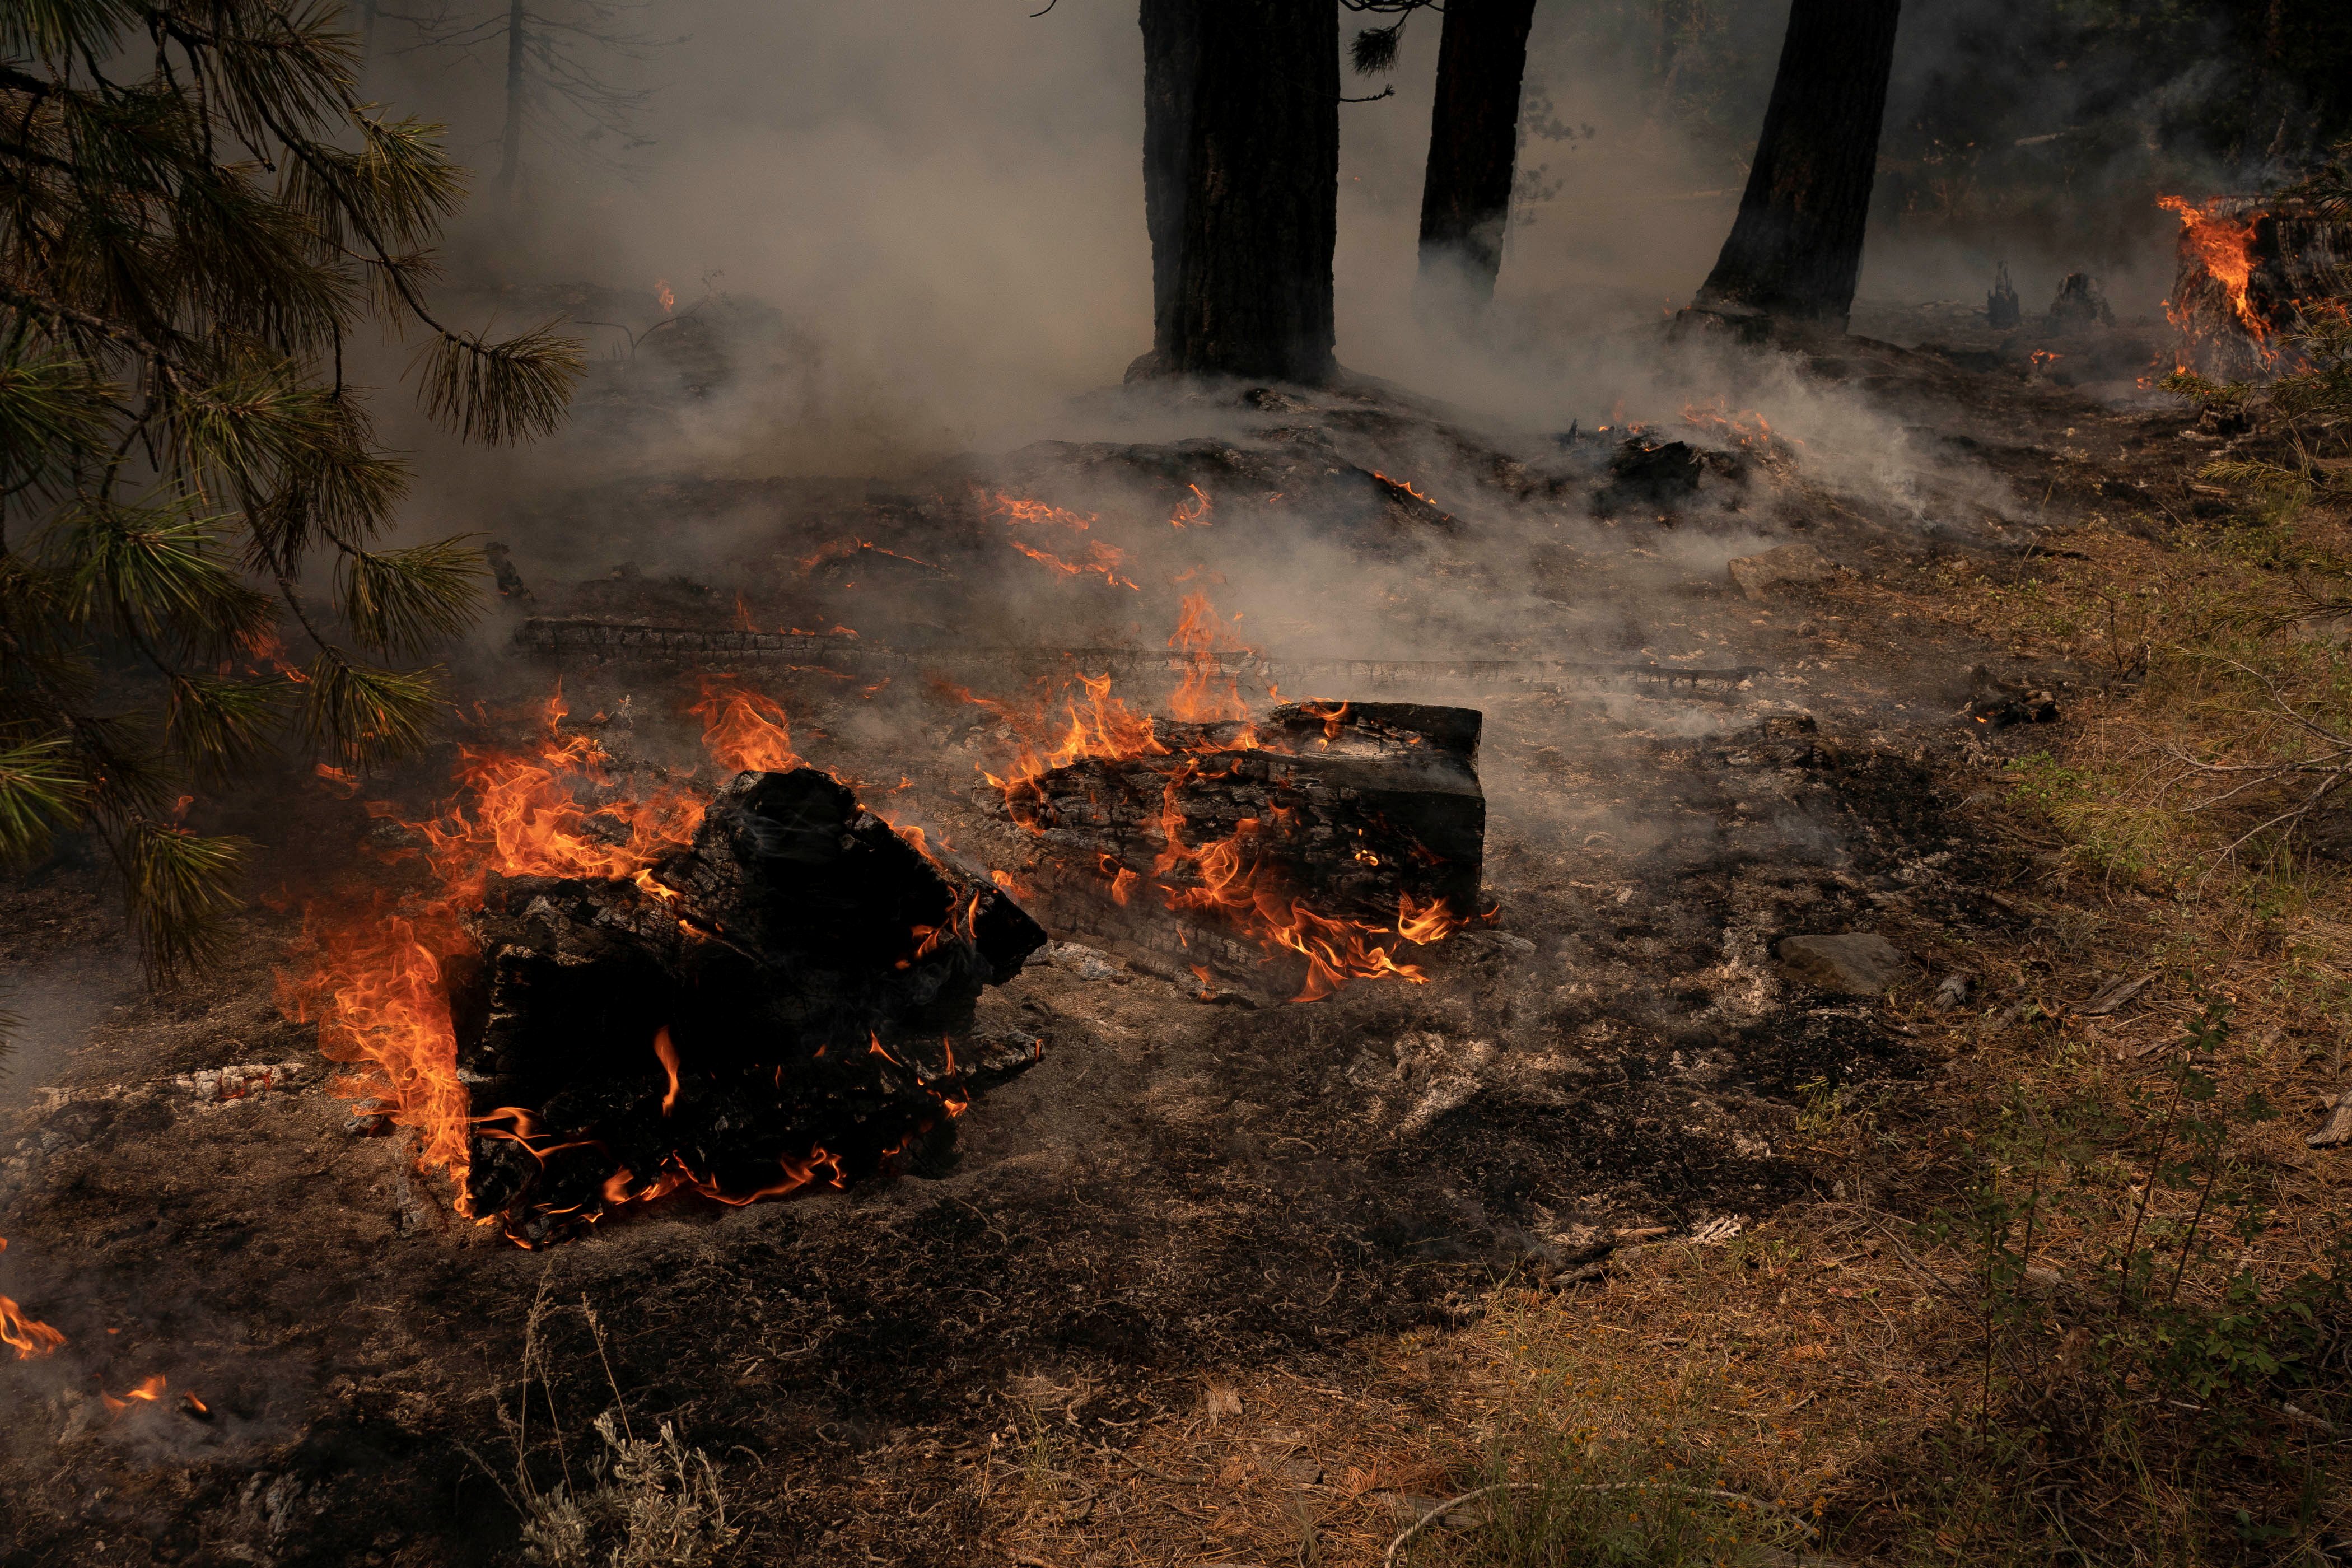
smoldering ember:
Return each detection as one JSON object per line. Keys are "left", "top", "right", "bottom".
{"left": 4, "top": 6, "right": 2352, "bottom": 1568}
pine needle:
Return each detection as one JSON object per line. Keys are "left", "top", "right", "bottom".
{"left": 336, "top": 536, "right": 484, "bottom": 654}
{"left": 0, "top": 736, "right": 87, "bottom": 862}
{"left": 297, "top": 651, "right": 442, "bottom": 768}
{"left": 123, "top": 819, "right": 248, "bottom": 981}
{"left": 416, "top": 323, "right": 584, "bottom": 445}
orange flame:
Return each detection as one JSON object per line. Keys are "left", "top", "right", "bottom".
{"left": 980, "top": 491, "right": 1141, "bottom": 590}
{"left": 1169, "top": 483, "right": 1213, "bottom": 528}
{"left": 279, "top": 687, "right": 718, "bottom": 1205}
{"left": 0, "top": 1238, "right": 67, "bottom": 1360}
{"left": 2159, "top": 195, "right": 2268, "bottom": 349}
{"left": 655, "top": 278, "right": 675, "bottom": 314}
{"left": 1677, "top": 396, "right": 1789, "bottom": 448}
{"left": 102, "top": 1374, "right": 169, "bottom": 1413}
{"left": 653, "top": 1026, "right": 682, "bottom": 1116}
{"left": 1167, "top": 592, "right": 1254, "bottom": 723}
{"left": 689, "top": 675, "right": 802, "bottom": 774}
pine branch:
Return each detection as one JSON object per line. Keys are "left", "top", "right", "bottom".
{"left": 0, "top": 732, "right": 86, "bottom": 861}
{"left": 414, "top": 320, "right": 580, "bottom": 445}
{"left": 335, "top": 533, "right": 482, "bottom": 654}
{"left": 122, "top": 815, "right": 248, "bottom": 979}
{"left": 296, "top": 647, "right": 440, "bottom": 767}
{"left": 167, "top": 671, "right": 291, "bottom": 778}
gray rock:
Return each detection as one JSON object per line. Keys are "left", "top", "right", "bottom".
{"left": 2309, "top": 1090, "right": 2352, "bottom": 1149}
{"left": 1727, "top": 542, "right": 1835, "bottom": 600}
{"left": 1776, "top": 933, "right": 1914, "bottom": 995}
{"left": 1046, "top": 942, "right": 1119, "bottom": 981}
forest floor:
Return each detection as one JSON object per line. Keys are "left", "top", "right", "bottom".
{"left": 1, "top": 306, "right": 2348, "bottom": 1568}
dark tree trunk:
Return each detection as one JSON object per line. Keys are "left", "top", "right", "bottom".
{"left": 1416, "top": 0, "right": 1539, "bottom": 307}
{"left": 1693, "top": 0, "right": 1902, "bottom": 329}
{"left": 1139, "top": 0, "right": 1202, "bottom": 363}
{"left": 495, "top": 0, "right": 526, "bottom": 197}
{"left": 1136, "top": 0, "right": 1339, "bottom": 384}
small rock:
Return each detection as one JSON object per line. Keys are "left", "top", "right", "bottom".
{"left": 2309, "top": 1091, "right": 2352, "bottom": 1149}
{"left": 1467, "top": 930, "right": 1534, "bottom": 955}
{"left": 1726, "top": 542, "right": 1835, "bottom": 601}
{"left": 1776, "top": 933, "right": 1913, "bottom": 995}
{"left": 1046, "top": 942, "right": 1119, "bottom": 982}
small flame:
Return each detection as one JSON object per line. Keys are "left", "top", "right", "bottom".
{"left": 1677, "top": 396, "right": 1793, "bottom": 448}
{"left": 655, "top": 278, "right": 675, "bottom": 313}
{"left": 0, "top": 1238, "right": 67, "bottom": 1360}
{"left": 980, "top": 491, "right": 1140, "bottom": 590}
{"left": 653, "top": 1026, "right": 682, "bottom": 1117}
{"left": 1167, "top": 591, "right": 1253, "bottom": 723}
{"left": 1169, "top": 483, "right": 1213, "bottom": 528}
{"left": 102, "top": 1374, "right": 169, "bottom": 1413}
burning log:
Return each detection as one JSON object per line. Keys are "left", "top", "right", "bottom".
{"left": 979, "top": 701, "right": 1485, "bottom": 999}
{"left": 449, "top": 767, "right": 1047, "bottom": 1247}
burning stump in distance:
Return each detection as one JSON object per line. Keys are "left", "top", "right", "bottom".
{"left": 985, "top": 701, "right": 1485, "bottom": 998}
{"left": 450, "top": 768, "right": 1047, "bottom": 1247}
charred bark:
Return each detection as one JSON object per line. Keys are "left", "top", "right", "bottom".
{"left": 1135, "top": 0, "right": 1340, "bottom": 384}
{"left": 1692, "top": 0, "right": 1902, "bottom": 329}
{"left": 1416, "top": 0, "right": 1539, "bottom": 309}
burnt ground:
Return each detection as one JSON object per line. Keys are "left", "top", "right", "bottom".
{"left": 0, "top": 311, "right": 2251, "bottom": 1567}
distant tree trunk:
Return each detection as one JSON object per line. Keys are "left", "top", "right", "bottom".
{"left": 1139, "top": 0, "right": 1202, "bottom": 361}
{"left": 356, "top": 0, "right": 378, "bottom": 83}
{"left": 1692, "top": 0, "right": 1902, "bottom": 329}
{"left": 496, "top": 0, "right": 527, "bottom": 198}
{"left": 1135, "top": 0, "right": 1339, "bottom": 385}
{"left": 1416, "top": 0, "right": 1539, "bottom": 308}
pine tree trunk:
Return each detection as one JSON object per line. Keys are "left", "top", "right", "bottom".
{"left": 1416, "top": 0, "right": 1538, "bottom": 309}
{"left": 495, "top": 0, "right": 527, "bottom": 198}
{"left": 1136, "top": 0, "right": 1339, "bottom": 385}
{"left": 1139, "top": 0, "right": 1202, "bottom": 367}
{"left": 1692, "top": 0, "right": 1902, "bottom": 328}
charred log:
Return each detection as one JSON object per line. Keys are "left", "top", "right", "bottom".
{"left": 451, "top": 767, "right": 1047, "bottom": 1245}
{"left": 980, "top": 702, "right": 1483, "bottom": 995}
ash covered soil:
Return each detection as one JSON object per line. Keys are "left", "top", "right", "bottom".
{"left": 0, "top": 318, "right": 2227, "bottom": 1566}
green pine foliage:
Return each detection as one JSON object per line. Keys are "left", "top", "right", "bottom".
{"left": 0, "top": 0, "right": 584, "bottom": 979}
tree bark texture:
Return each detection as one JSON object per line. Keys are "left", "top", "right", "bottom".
{"left": 496, "top": 0, "right": 526, "bottom": 195}
{"left": 1694, "top": 0, "right": 1902, "bottom": 328}
{"left": 1416, "top": 0, "right": 1539, "bottom": 305}
{"left": 1137, "top": 0, "right": 1339, "bottom": 384}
